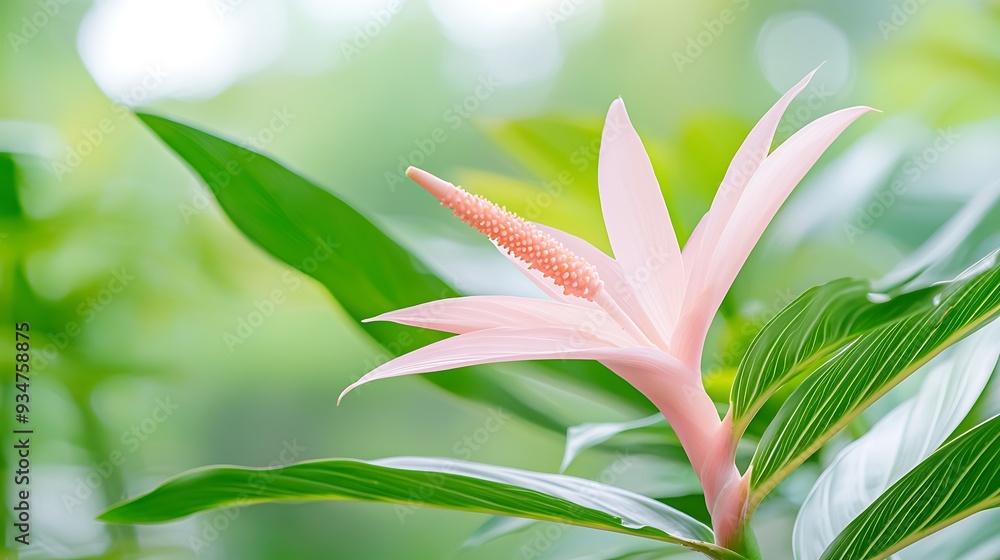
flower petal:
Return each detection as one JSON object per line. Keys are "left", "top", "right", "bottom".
{"left": 535, "top": 223, "right": 670, "bottom": 349}
{"left": 672, "top": 106, "right": 876, "bottom": 368}
{"left": 365, "top": 295, "right": 635, "bottom": 344}
{"left": 683, "top": 69, "right": 818, "bottom": 291}
{"left": 598, "top": 99, "right": 684, "bottom": 334}
{"left": 339, "top": 327, "right": 621, "bottom": 403}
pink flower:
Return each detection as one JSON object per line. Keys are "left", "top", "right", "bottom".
{"left": 340, "top": 69, "right": 874, "bottom": 547}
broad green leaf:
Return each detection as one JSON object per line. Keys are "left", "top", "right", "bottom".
{"left": 99, "top": 457, "right": 744, "bottom": 560}
{"left": 793, "top": 322, "right": 1000, "bottom": 560}
{"left": 466, "top": 452, "right": 709, "bottom": 551}
{"left": 749, "top": 253, "right": 1000, "bottom": 507}
{"left": 820, "top": 414, "right": 1000, "bottom": 560}
{"left": 136, "top": 113, "right": 652, "bottom": 432}
{"left": 730, "top": 278, "right": 936, "bottom": 438}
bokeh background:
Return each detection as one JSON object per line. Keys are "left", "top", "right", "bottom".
{"left": 2, "top": 0, "right": 999, "bottom": 558}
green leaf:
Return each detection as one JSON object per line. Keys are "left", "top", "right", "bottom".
{"left": 749, "top": 253, "right": 1000, "bottom": 508}
{"left": 730, "top": 278, "right": 936, "bottom": 438}
{"left": 477, "top": 115, "right": 604, "bottom": 187}
{"left": 135, "top": 113, "right": 652, "bottom": 432}
{"left": 793, "top": 322, "right": 1000, "bottom": 560}
{"left": 98, "top": 457, "right": 744, "bottom": 560}
{"left": 820, "top": 414, "right": 1000, "bottom": 560}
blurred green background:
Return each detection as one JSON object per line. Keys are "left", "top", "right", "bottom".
{"left": 1, "top": 0, "right": 999, "bottom": 558}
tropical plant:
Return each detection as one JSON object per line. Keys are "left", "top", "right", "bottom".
{"left": 97, "top": 71, "right": 1000, "bottom": 560}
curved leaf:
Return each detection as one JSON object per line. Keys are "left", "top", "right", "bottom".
{"left": 897, "top": 510, "right": 1000, "bottom": 560}
{"left": 730, "top": 278, "right": 937, "bottom": 438}
{"left": 136, "top": 113, "right": 653, "bottom": 432}
{"left": 792, "top": 322, "right": 1000, "bottom": 559}
{"left": 99, "top": 457, "right": 744, "bottom": 560}
{"left": 820, "top": 414, "right": 1000, "bottom": 560}
{"left": 749, "top": 253, "right": 1000, "bottom": 507}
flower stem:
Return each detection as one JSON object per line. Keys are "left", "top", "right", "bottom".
{"left": 721, "top": 521, "right": 762, "bottom": 560}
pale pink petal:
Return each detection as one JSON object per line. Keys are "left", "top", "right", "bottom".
{"left": 683, "top": 69, "right": 818, "bottom": 290}
{"left": 672, "top": 106, "right": 877, "bottom": 368}
{"left": 598, "top": 99, "right": 684, "bottom": 334}
{"left": 534, "top": 224, "right": 670, "bottom": 349}
{"left": 338, "top": 327, "right": 622, "bottom": 403}
{"left": 365, "top": 295, "right": 635, "bottom": 344}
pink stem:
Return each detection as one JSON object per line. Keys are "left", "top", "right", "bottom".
{"left": 604, "top": 361, "right": 749, "bottom": 549}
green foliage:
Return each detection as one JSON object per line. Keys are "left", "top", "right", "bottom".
{"left": 821, "top": 415, "right": 1000, "bottom": 560}
{"left": 730, "top": 278, "right": 936, "bottom": 438}
{"left": 749, "top": 254, "right": 1000, "bottom": 506}
{"left": 98, "top": 457, "right": 746, "bottom": 560}
{"left": 108, "top": 115, "right": 1000, "bottom": 559}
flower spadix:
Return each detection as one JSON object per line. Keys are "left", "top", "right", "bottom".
{"left": 406, "top": 167, "right": 603, "bottom": 301}
{"left": 340, "top": 69, "right": 875, "bottom": 548}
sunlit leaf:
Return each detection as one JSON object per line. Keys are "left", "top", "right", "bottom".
{"left": 792, "top": 322, "right": 1000, "bottom": 559}
{"left": 99, "top": 457, "right": 745, "bottom": 560}
{"left": 820, "top": 414, "right": 1000, "bottom": 560}
{"left": 749, "top": 252, "right": 1000, "bottom": 507}
{"left": 730, "top": 278, "right": 935, "bottom": 438}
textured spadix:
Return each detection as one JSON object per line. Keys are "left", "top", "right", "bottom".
{"left": 407, "top": 167, "right": 603, "bottom": 301}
